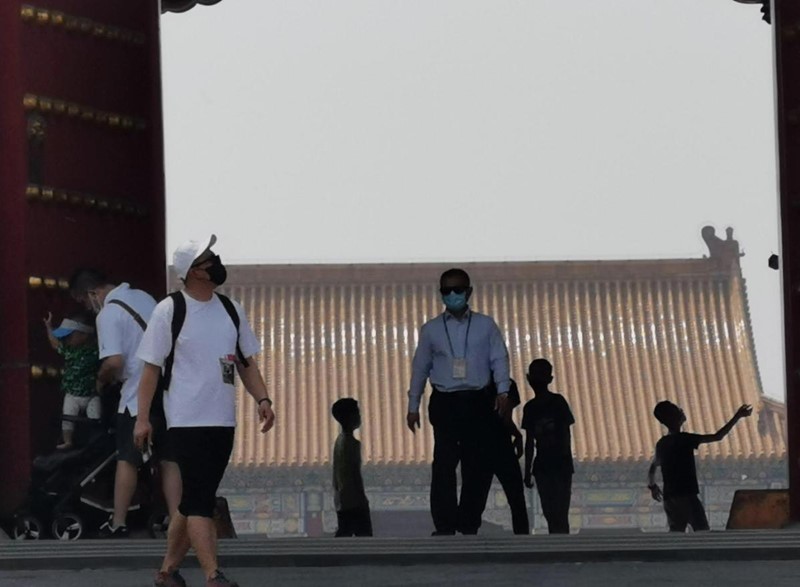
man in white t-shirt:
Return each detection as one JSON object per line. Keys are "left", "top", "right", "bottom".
{"left": 134, "top": 235, "right": 275, "bottom": 587}
{"left": 69, "top": 269, "right": 182, "bottom": 538}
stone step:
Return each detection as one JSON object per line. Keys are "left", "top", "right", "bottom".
{"left": 2, "top": 531, "right": 800, "bottom": 570}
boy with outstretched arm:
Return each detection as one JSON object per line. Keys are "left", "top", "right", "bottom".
{"left": 648, "top": 401, "right": 752, "bottom": 532}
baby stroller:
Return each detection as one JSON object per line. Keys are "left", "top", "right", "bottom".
{"left": 11, "top": 396, "right": 168, "bottom": 540}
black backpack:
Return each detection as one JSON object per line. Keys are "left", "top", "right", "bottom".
{"left": 108, "top": 291, "right": 249, "bottom": 392}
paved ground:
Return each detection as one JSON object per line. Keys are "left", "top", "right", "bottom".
{"left": 1, "top": 561, "right": 799, "bottom": 587}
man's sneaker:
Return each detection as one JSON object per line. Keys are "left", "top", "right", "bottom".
{"left": 154, "top": 570, "right": 188, "bottom": 587}
{"left": 206, "top": 570, "right": 239, "bottom": 587}
{"left": 97, "top": 518, "right": 129, "bottom": 538}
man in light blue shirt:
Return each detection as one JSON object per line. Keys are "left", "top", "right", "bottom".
{"left": 407, "top": 268, "right": 511, "bottom": 535}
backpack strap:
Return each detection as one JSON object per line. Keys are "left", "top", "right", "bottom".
{"left": 216, "top": 293, "right": 249, "bottom": 368}
{"left": 108, "top": 297, "right": 166, "bottom": 417}
{"left": 161, "top": 292, "right": 186, "bottom": 391}
{"left": 160, "top": 292, "right": 249, "bottom": 391}
{"left": 107, "top": 299, "right": 147, "bottom": 331}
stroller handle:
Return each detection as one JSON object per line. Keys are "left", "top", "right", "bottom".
{"left": 61, "top": 415, "right": 102, "bottom": 425}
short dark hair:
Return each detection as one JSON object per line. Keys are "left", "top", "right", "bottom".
{"left": 331, "top": 398, "right": 359, "bottom": 426}
{"left": 440, "top": 268, "right": 470, "bottom": 286}
{"left": 69, "top": 310, "right": 96, "bottom": 327}
{"left": 68, "top": 268, "right": 109, "bottom": 295}
{"left": 528, "top": 358, "right": 553, "bottom": 381}
{"left": 653, "top": 401, "right": 681, "bottom": 427}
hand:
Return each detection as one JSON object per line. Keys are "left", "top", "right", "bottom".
{"left": 513, "top": 435, "right": 524, "bottom": 460}
{"left": 495, "top": 393, "right": 510, "bottom": 418}
{"left": 258, "top": 401, "right": 275, "bottom": 433}
{"left": 524, "top": 474, "right": 534, "bottom": 489}
{"left": 133, "top": 419, "right": 153, "bottom": 452}
{"left": 407, "top": 412, "right": 420, "bottom": 433}
{"left": 43, "top": 312, "right": 53, "bottom": 330}
{"left": 649, "top": 484, "right": 663, "bottom": 502}
{"left": 735, "top": 404, "right": 753, "bottom": 420}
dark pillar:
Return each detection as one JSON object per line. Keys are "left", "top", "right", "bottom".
{"left": 775, "top": 0, "right": 800, "bottom": 522}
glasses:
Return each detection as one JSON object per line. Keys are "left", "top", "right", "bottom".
{"left": 440, "top": 286, "right": 469, "bottom": 295}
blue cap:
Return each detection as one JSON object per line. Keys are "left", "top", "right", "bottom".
{"left": 51, "top": 318, "right": 94, "bottom": 339}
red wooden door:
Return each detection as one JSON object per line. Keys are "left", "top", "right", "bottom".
{"left": 0, "top": 1, "right": 166, "bottom": 514}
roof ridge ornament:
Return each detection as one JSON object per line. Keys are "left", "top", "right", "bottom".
{"left": 161, "top": 0, "right": 225, "bottom": 14}
{"left": 731, "top": 0, "right": 771, "bottom": 24}
{"left": 702, "top": 225, "right": 744, "bottom": 267}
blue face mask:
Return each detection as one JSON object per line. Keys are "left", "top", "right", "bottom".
{"left": 442, "top": 292, "right": 468, "bottom": 312}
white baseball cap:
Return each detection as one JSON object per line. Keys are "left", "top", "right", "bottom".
{"left": 173, "top": 234, "right": 217, "bottom": 280}
{"left": 52, "top": 318, "right": 95, "bottom": 339}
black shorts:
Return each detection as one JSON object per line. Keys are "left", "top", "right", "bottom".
{"left": 170, "top": 427, "right": 235, "bottom": 518}
{"left": 116, "top": 410, "right": 174, "bottom": 465}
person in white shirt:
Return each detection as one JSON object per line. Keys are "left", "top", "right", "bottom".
{"left": 134, "top": 235, "right": 275, "bottom": 587}
{"left": 69, "top": 269, "right": 182, "bottom": 538}
{"left": 406, "top": 268, "right": 511, "bottom": 536}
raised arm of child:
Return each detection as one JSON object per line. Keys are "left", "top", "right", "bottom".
{"left": 697, "top": 404, "right": 753, "bottom": 445}
{"left": 43, "top": 312, "right": 60, "bottom": 351}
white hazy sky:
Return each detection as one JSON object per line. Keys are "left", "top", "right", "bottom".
{"left": 161, "top": 0, "right": 783, "bottom": 400}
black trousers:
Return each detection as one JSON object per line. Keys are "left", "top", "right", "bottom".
{"left": 428, "top": 389, "right": 494, "bottom": 534}
{"left": 476, "top": 421, "right": 530, "bottom": 535}
{"left": 335, "top": 505, "right": 373, "bottom": 537}
{"left": 663, "top": 494, "right": 710, "bottom": 532}
{"left": 535, "top": 472, "right": 572, "bottom": 534}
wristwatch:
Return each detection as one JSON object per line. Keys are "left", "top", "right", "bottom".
{"left": 258, "top": 397, "right": 273, "bottom": 407}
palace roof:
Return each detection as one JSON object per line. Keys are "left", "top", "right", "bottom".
{"left": 214, "top": 232, "right": 784, "bottom": 467}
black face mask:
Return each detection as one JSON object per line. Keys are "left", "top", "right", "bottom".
{"left": 205, "top": 255, "right": 228, "bottom": 286}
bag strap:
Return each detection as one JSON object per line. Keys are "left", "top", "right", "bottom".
{"left": 107, "top": 299, "right": 147, "bottom": 331}
{"left": 216, "top": 293, "right": 249, "bottom": 368}
{"left": 161, "top": 292, "right": 186, "bottom": 391}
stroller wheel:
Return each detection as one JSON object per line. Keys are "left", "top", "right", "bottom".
{"left": 51, "top": 512, "right": 84, "bottom": 541}
{"left": 13, "top": 515, "right": 43, "bottom": 540}
{"left": 147, "top": 512, "right": 170, "bottom": 539}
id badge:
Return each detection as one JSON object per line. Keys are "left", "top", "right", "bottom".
{"left": 219, "top": 356, "right": 235, "bottom": 385}
{"left": 452, "top": 358, "right": 467, "bottom": 379}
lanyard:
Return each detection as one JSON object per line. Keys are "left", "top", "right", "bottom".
{"left": 442, "top": 312, "right": 472, "bottom": 359}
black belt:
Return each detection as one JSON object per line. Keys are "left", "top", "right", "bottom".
{"left": 432, "top": 386, "right": 491, "bottom": 394}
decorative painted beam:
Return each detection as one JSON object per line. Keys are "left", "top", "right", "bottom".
{"left": 20, "top": 5, "right": 147, "bottom": 44}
